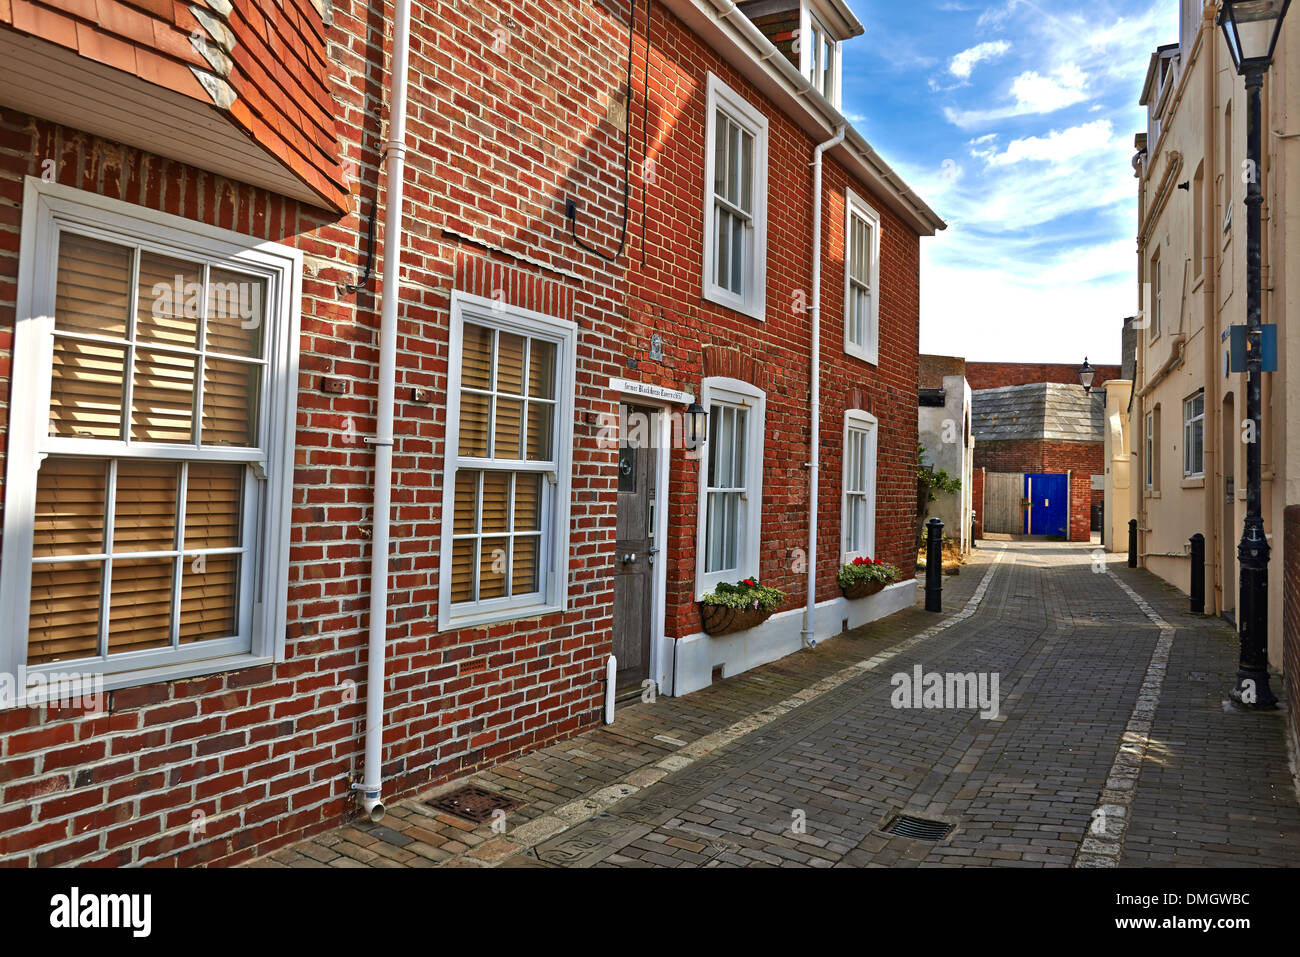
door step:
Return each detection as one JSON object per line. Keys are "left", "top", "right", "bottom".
{"left": 614, "top": 684, "right": 646, "bottom": 703}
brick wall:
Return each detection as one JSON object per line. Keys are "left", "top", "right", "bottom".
{"left": 973, "top": 439, "right": 1104, "bottom": 477}
{"left": 0, "top": 0, "right": 926, "bottom": 867}
{"left": 1286, "top": 507, "right": 1299, "bottom": 755}
{"left": 1069, "top": 472, "right": 1092, "bottom": 543}
{"left": 0, "top": 0, "right": 632, "bottom": 867}
{"left": 966, "top": 362, "right": 1121, "bottom": 391}
{"left": 626, "top": 2, "right": 920, "bottom": 641}
{"left": 919, "top": 354, "right": 965, "bottom": 390}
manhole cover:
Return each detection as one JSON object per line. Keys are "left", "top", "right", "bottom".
{"left": 880, "top": 814, "right": 955, "bottom": 842}
{"left": 425, "top": 785, "right": 524, "bottom": 823}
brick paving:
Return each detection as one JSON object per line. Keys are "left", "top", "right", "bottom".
{"left": 252, "top": 542, "right": 1300, "bottom": 868}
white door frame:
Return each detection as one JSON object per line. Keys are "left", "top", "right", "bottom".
{"left": 609, "top": 378, "right": 691, "bottom": 696}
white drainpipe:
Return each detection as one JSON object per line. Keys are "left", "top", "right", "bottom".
{"left": 356, "top": 0, "right": 413, "bottom": 824}
{"left": 604, "top": 655, "right": 617, "bottom": 724}
{"left": 802, "top": 123, "right": 847, "bottom": 648}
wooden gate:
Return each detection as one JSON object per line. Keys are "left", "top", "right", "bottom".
{"left": 983, "top": 472, "right": 1025, "bottom": 534}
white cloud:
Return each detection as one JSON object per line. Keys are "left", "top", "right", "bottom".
{"left": 876, "top": 0, "right": 1176, "bottom": 364}
{"left": 945, "top": 64, "right": 1090, "bottom": 128}
{"left": 919, "top": 248, "right": 1131, "bottom": 363}
{"left": 1010, "top": 64, "right": 1088, "bottom": 112}
{"left": 976, "top": 0, "right": 1022, "bottom": 30}
{"left": 949, "top": 40, "right": 1012, "bottom": 78}
{"left": 982, "top": 119, "right": 1116, "bottom": 166}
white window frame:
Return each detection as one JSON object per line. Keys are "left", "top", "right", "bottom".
{"left": 843, "top": 189, "right": 881, "bottom": 364}
{"left": 438, "top": 290, "right": 577, "bottom": 631}
{"left": 0, "top": 177, "right": 301, "bottom": 699}
{"left": 800, "top": 5, "right": 843, "bottom": 106}
{"left": 1183, "top": 390, "right": 1205, "bottom": 479}
{"left": 841, "top": 409, "right": 878, "bottom": 562}
{"left": 702, "top": 73, "right": 769, "bottom": 321}
{"left": 1149, "top": 251, "right": 1162, "bottom": 340}
{"left": 1145, "top": 411, "right": 1155, "bottom": 489}
{"left": 694, "top": 377, "right": 766, "bottom": 599}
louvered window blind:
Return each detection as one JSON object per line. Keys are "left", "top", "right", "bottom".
{"left": 448, "top": 322, "right": 557, "bottom": 606}
{"left": 26, "top": 231, "right": 265, "bottom": 665}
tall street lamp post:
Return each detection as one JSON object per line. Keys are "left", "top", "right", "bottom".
{"left": 1218, "top": 0, "right": 1289, "bottom": 709}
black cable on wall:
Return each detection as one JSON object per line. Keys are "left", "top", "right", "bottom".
{"left": 566, "top": 0, "right": 638, "bottom": 263}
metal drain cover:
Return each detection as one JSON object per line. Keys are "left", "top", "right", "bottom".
{"left": 880, "top": 814, "right": 955, "bottom": 842}
{"left": 425, "top": 785, "right": 523, "bottom": 823}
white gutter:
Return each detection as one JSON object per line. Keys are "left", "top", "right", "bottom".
{"left": 689, "top": 0, "right": 945, "bottom": 236}
{"left": 803, "top": 122, "right": 847, "bottom": 647}
{"left": 355, "top": 0, "right": 412, "bottom": 824}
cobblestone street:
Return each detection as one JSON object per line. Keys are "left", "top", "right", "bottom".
{"left": 259, "top": 542, "right": 1300, "bottom": 869}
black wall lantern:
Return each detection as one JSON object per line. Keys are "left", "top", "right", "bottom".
{"left": 683, "top": 400, "right": 708, "bottom": 451}
{"left": 1079, "top": 357, "right": 1096, "bottom": 394}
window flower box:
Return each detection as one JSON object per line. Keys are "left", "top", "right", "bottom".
{"left": 838, "top": 557, "right": 900, "bottom": 600}
{"left": 700, "top": 578, "right": 785, "bottom": 637}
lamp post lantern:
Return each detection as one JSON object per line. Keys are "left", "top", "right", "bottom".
{"left": 1218, "top": 0, "right": 1289, "bottom": 709}
{"left": 1078, "top": 357, "right": 1096, "bottom": 394}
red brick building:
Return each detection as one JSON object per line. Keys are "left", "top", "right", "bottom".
{"left": 0, "top": 0, "right": 942, "bottom": 866}
{"left": 966, "top": 362, "right": 1121, "bottom": 393}
{"left": 970, "top": 362, "right": 1116, "bottom": 543}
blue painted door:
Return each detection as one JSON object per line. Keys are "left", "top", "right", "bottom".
{"left": 1024, "top": 474, "right": 1068, "bottom": 537}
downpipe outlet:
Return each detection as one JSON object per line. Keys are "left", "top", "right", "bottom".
{"left": 350, "top": 781, "right": 386, "bottom": 823}
{"left": 360, "top": 789, "right": 385, "bottom": 823}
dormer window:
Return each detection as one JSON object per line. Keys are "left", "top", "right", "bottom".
{"left": 804, "top": 12, "right": 840, "bottom": 104}
{"left": 736, "top": 1, "right": 862, "bottom": 110}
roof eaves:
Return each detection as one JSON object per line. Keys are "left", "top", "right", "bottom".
{"left": 663, "top": 0, "right": 946, "bottom": 236}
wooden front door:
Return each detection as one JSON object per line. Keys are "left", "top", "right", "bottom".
{"left": 612, "top": 404, "right": 657, "bottom": 693}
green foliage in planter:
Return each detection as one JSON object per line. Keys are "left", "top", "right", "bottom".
{"left": 701, "top": 577, "right": 787, "bottom": 614}
{"left": 836, "top": 557, "right": 902, "bottom": 590}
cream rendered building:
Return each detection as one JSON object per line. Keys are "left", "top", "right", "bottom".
{"left": 1132, "top": 0, "right": 1298, "bottom": 670}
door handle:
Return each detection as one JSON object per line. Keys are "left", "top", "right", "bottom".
{"left": 622, "top": 553, "right": 638, "bottom": 565}
{"left": 647, "top": 546, "right": 660, "bottom": 566}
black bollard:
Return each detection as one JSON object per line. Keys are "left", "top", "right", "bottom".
{"left": 971, "top": 511, "right": 978, "bottom": 550}
{"left": 1128, "top": 519, "right": 1138, "bottom": 569}
{"left": 1189, "top": 533, "right": 1205, "bottom": 614}
{"left": 925, "top": 517, "right": 944, "bottom": 613}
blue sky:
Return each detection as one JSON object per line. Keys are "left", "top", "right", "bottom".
{"left": 840, "top": 0, "right": 1178, "bottom": 364}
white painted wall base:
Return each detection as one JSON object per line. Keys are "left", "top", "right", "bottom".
{"left": 665, "top": 580, "right": 918, "bottom": 697}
